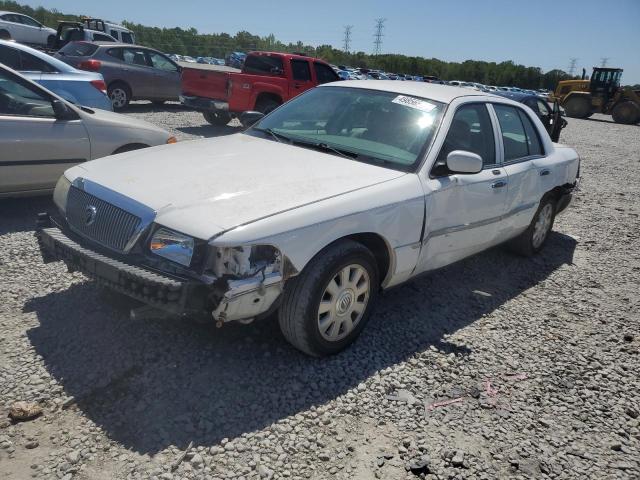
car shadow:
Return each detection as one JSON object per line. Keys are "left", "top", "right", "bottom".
{"left": 0, "top": 196, "right": 54, "bottom": 235}
{"left": 176, "top": 124, "right": 239, "bottom": 138}
{"left": 123, "top": 102, "right": 192, "bottom": 114}
{"left": 24, "top": 232, "right": 577, "bottom": 454}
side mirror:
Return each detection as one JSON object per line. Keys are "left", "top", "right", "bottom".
{"left": 52, "top": 99, "right": 77, "bottom": 120}
{"left": 446, "top": 150, "right": 483, "bottom": 174}
{"left": 239, "top": 110, "right": 265, "bottom": 128}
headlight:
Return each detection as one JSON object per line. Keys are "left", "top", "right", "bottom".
{"left": 149, "top": 227, "right": 194, "bottom": 266}
{"left": 53, "top": 175, "right": 71, "bottom": 213}
{"left": 207, "top": 245, "right": 281, "bottom": 278}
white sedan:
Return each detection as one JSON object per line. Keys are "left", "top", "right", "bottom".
{"left": 0, "top": 11, "right": 56, "bottom": 47}
{"left": 38, "top": 81, "right": 580, "bottom": 356}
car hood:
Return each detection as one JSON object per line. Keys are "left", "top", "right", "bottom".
{"left": 68, "top": 133, "right": 406, "bottom": 240}
{"left": 78, "top": 106, "right": 167, "bottom": 133}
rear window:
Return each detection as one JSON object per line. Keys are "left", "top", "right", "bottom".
{"left": 59, "top": 42, "right": 99, "bottom": 57}
{"left": 243, "top": 55, "right": 284, "bottom": 75}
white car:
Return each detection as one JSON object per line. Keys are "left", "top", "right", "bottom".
{"left": 0, "top": 11, "right": 56, "bottom": 47}
{"left": 38, "top": 81, "right": 580, "bottom": 356}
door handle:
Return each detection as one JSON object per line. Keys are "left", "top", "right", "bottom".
{"left": 491, "top": 180, "right": 507, "bottom": 189}
{"left": 539, "top": 169, "right": 551, "bottom": 176}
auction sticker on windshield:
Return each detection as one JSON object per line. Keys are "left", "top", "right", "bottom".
{"left": 392, "top": 95, "right": 436, "bottom": 113}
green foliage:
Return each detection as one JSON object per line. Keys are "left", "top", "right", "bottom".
{"left": 1, "top": 0, "right": 573, "bottom": 89}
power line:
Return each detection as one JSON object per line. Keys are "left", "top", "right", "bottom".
{"left": 343, "top": 25, "right": 353, "bottom": 53}
{"left": 373, "top": 18, "right": 386, "bottom": 55}
{"left": 567, "top": 58, "right": 578, "bottom": 76}
{"left": 600, "top": 57, "right": 609, "bottom": 67}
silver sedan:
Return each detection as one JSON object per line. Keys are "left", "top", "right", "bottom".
{"left": 0, "top": 63, "right": 176, "bottom": 198}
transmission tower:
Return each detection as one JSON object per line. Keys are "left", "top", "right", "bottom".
{"left": 567, "top": 58, "right": 578, "bottom": 76}
{"left": 600, "top": 57, "right": 609, "bottom": 67}
{"left": 343, "top": 25, "right": 353, "bottom": 53}
{"left": 373, "top": 18, "right": 386, "bottom": 55}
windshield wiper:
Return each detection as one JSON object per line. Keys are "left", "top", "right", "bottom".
{"left": 253, "top": 127, "right": 290, "bottom": 143}
{"left": 286, "top": 137, "right": 358, "bottom": 159}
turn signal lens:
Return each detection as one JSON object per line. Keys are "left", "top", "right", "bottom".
{"left": 149, "top": 227, "right": 194, "bottom": 266}
{"left": 90, "top": 79, "right": 107, "bottom": 94}
{"left": 166, "top": 136, "right": 177, "bottom": 144}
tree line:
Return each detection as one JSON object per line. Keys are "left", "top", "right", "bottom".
{"left": 0, "top": 0, "right": 593, "bottom": 89}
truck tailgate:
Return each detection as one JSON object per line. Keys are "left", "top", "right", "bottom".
{"left": 181, "top": 66, "right": 231, "bottom": 100}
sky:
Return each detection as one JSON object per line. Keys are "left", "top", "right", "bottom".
{"left": 28, "top": 0, "right": 640, "bottom": 83}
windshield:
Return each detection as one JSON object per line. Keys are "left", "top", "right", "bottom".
{"left": 250, "top": 86, "right": 444, "bottom": 171}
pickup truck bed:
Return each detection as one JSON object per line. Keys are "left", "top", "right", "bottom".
{"left": 180, "top": 51, "right": 339, "bottom": 125}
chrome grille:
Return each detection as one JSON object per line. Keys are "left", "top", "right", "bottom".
{"left": 66, "top": 186, "right": 141, "bottom": 252}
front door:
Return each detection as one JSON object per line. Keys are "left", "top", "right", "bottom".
{"left": 146, "top": 51, "right": 181, "bottom": 100}
{"left": 416, "top": 103, "right": 508, "bottom": 272}
{"left": 0, "top": 68, "right": 90, "bottom": 195}
{"left": 289, "top": 59, "right": 315, "bottom": 97}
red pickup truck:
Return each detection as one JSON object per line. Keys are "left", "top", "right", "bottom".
{"left": 180, "top": 51, "right": 340, "bottom": 125}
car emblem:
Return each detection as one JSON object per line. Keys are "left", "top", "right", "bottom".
{"left": 85, "top": 205, "right": 97, "bottom": 226}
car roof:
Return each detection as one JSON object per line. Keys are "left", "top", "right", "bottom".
{"left": 320, "top": 80, "right": 486, "bottom": 104}
{"left": 90, "top": 41, "right": 156, "bottom": 50}
{"left": 492, "top": 91, "right": 540, "bottom": 102}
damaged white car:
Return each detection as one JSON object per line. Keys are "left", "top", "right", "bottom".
{"left": 37, "top": 81, "right": 580, "bottom": 356}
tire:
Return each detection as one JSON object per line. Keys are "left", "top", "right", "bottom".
{"left": 255, "top": 97, "right": 281, "bottom": 115}
{"left": 46, "top": 34, "right": 55, "bottom": 48}
{"left": 0, "top": 30, "right": 10, "bottom": 40}
{"left": 563, "top": 96, "right": 592, "bottom": 119}
{"left": 611, "top": 101, "right": 640, "bottom": 125}
{"left": 108, "top": 82, "right": 131, "bottom": 111}
{"left": 203, "top": 110, "right": 231, "bottom": 126}
{"left": 509, "top": 196, "right": 557, "bottom": 256}
{"left": 278, "top": 239, "right": 379, "bottom": 357}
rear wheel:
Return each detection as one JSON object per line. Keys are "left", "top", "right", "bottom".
{"left": 563, "top": 95, "right": 592, "bottom": 119}
{"left": 611, "top": 101, "right": 640, "bottom": 125}
{"left": 108, "top": 82, "right": 131, "bottom": 111}
{"left": 0, "top": 30, "right": 10, "bottom": 40}
{"left": 255, "top": 97, "right": 281, "bottom": 115}
{"left": 46, "top": 34, "right": 55, "bottom": 48}
{"left": 203, "top": 110, "right": 231, "bottom": 126}
{"left": 509, "top": 196, "right": 556, "bottom": 256}
{"left": 278, "top": 239, "right": 379, "bottom": 357}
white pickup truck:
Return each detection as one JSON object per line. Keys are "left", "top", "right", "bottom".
{"left": 37, "top": 81, "right": 580, "bottom": 356}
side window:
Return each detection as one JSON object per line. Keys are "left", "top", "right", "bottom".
{"left": 0, "top": 45, "right": 21, "bottom": 70}
{"left": 291, "top": 59, "right": 311, "bottom": 81}
{"left": 147, "top": 52, "right": 177, "bottom": 72}
{"left": 123, "top": 48, "right": 149, "bottom": 66}
{"left": 19, "top": 15, "right": 41, "bottom": 27}
{"left": 494, "top": 104, "right": 540, "bottom": 161}
{"left": 93, "top": 33, "right": 115, "bottom": 42}
{"left": 121, "top": 32, "right": 133, "bottom": 44}
{"left": 536, "top": 100, "right": 550, "bottom": 116}
{"left": 517, "top": 109, "right": 544, "bottom": 156}
{"left": 107, "top": 48, "right": 124, "bottom": 61}
{"left": 19, "top": 51, "right": 56, "bottom": 73}
{"left": 313, "top": 62, "right": 338, "bottom": 84}
{"left": 436, "top": 103, "right": 496, "bottom": 168}
{"left": 0, "top": 69, "right": 54, "bottom": 117}
{"left": 110, "top": 30, "right": 119, "bottom": 40}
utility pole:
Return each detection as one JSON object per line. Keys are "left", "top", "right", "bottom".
{"left": 567, "top": 58, "right": 578, "bottom": 76}
{"left": 600, "top": 57, "right": 609, "bottom": 67}
{"left": 373, "top": 18, "right": 386, "bottom": 55}
{"left": 343, "top": 25, "right": 353, "bottom": 53}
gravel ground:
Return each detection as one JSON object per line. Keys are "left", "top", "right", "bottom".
{"left": 1, "top": 104, "right": 639, "bottom": 480}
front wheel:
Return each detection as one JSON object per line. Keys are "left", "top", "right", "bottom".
{"left": 509, "top": 196, "right": 556, "bottom": 256}
{"left": 563, "top": 96, "right": 592, "bottom": 119}
{"left": 203, "top": 110, "right": 231, "bottom": 126}
{"left": 278, "top": 240, "right": 379, "bottom": 356}
{"left": 611, "top": 101, "right": 640, "bottom": 125}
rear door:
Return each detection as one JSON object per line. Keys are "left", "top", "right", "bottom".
{"left": 289, "top": 59, "right": 314, "bottom": 97}
{"left": 491, "top": 103, "right": 545, "bottom": 240}
{"left": 146, "top": 50, "right": 181, "bottom": 100}
{"left": 2, "top": 14, "right": 29, "bottom": 42}
{"left": 0, "top": 68, "right": 90, "bottom": 195}
{"left": 109, "top": 47, "right": 153, "bottom": 98}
